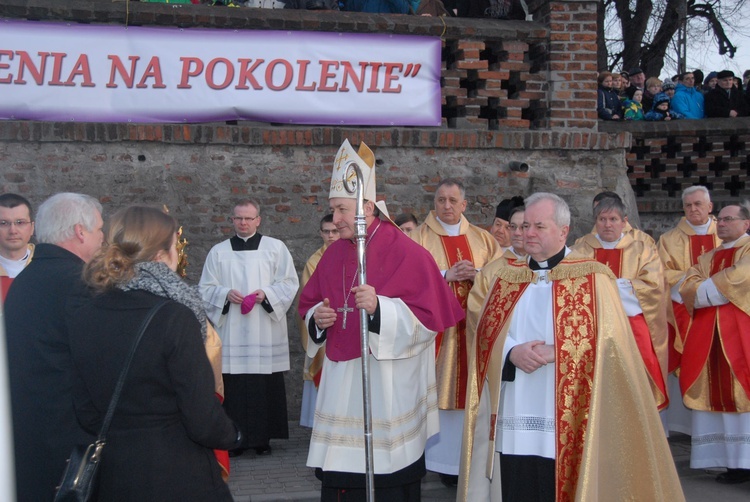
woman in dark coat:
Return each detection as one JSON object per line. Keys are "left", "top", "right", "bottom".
{"left": 67, "top": 206, "right": 241, "bottom": 501}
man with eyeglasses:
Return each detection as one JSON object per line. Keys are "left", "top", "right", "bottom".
{"left": 679, "top": 202, "right": 750, "bottom": 485}
{"left": 657, "top": 186, "right": 721, "bottom": 435}
{"left": 0, "top": 194, "right": 35, "bottom": 301}
{"left": 199, "top": 199, "right": 299, "bottom": 457}
{"left": 671, "top": 72, "right": 705, "bottom": 119}
{"left": 298, "top": 214, "right": 339, "bottom": 428}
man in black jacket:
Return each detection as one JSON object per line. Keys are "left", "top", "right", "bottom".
{"left": 705, "top": 70, "right": 749, "bottom": 118}
{"left": 5, "top": 193, "right": 104, "bottom": 501}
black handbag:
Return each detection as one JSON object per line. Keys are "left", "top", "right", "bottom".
{"left": 54, "top": 300, "right": 168, "bottom": 502}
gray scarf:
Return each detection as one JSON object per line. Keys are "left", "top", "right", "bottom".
{"left": 118, "top": 261, "right": 207, "bottom": 342}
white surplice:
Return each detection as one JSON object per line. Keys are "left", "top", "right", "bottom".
{"left": 199, "top": 236, "right": 298, "bottom": 374}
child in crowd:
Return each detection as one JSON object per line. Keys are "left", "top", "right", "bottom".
{"left": 644, "top": 92, "right": 684, "bottom": 121}
{"left": 662, "top": 79, "right": 676, "bottom": 99}
{"left": 623, "top": 88, "right": 644, "bottom": 120}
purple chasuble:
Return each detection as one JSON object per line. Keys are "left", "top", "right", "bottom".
{"left": 299, "top": 219, "right": 464, "bottom": 362}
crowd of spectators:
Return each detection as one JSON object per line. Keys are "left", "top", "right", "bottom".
{"left": 598, "top": 66, "right": 750, "bottom": 121}
{"left": 140, "top": 0, "right": 529, "bottom": 17}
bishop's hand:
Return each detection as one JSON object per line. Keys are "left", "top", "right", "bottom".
{"left": 314, "top": 298, "right": 337, "bottom": 330}
{"left": 352, "top": 284, "right": 378, "bottom": 315}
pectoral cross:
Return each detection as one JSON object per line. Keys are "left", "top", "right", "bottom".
{"left": 337, "top": 304, "right": 354, "bottom": 329}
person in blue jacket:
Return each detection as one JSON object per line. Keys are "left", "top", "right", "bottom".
{"left": 670, "top": 72, "right": 705, "bottom": 119}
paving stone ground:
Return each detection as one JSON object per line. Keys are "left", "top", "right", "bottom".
{"left": 228, "top": 423, "right": 750, "bottom": 501}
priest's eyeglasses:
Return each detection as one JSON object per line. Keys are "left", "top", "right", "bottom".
{"left": 716, "top": 216, "right": 748, "bottom": 223}
{"left": 0, "top": 219, "right": 32, "bottom": 228}
{"left": 231, "top": 216, "right": 259, "bottom": 222}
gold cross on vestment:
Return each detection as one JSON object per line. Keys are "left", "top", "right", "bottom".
{"left": 569, "top": 311, "right": 584, "bottom": 327}
{"left": 337, "top": 304, "right": 354, "bottom": 329}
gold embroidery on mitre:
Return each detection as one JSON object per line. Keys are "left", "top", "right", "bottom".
{"left": 553, "top": 274, "right": 598, "bottom": 502}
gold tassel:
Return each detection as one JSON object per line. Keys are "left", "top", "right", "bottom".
{"left": 549, "top": 260, "right": 616, "bottom": 281}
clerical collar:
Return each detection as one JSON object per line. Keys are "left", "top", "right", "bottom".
{"left": 686, "top": 219, "right": 711, "bottom": 235}
{"left": 509, "top": 247, "right": 525, "bottom": 259}
{"left": 235, "top": 232, "right": 256, "bottom": 242}
{"left": 595, "top": 233, "right": 623, "bottom": 249}
{"left": 436, "top": 215, "right": 461, "bottom": 237}
{"left": 230, "top": 232, "right": 262, "bottom": 251}
{"left": 529, "top": 246, "right": 567, "bottom": 270}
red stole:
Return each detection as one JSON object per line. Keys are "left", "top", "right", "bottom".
{"left": 553, "top": 274, "right": 598, "bottom": 502}
{"left": 474, "top": 266, "right": 599, "bottom": 501}
{"left": 680, "top": 247, "right": 750, "bottom": 408}
{"left": 669, "top": 234, "right": 718, "bottom": 373}
{"left": 1, "top": 276, "right": 12, "bottom": 304}
{"left": 594, "top": 248, "right": 622, "bottom": 277}
{"left": 628, "top": 314, "right": 668, "bottom": 409}
{"left": 474, "top": 275, "right": 529, "bottom": 402}
{"left": 437, "top": 235, "right": 474, "bottom": 408}
{"left": 594, "top": 248, "right": 667, "bottom": 408}
{"left": 689, "top": 234, "right": 716, "bottom": 264}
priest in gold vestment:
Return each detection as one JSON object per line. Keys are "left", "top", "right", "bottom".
{"left": 497, "top": 205, "right": 526, "bottom": 264}
{"left": 459, "top": 193, "right": 683, "bottom": 502}
{"left": 679, "top": 203, "right": 750, "bottom": 484}
{"left": 572, "top": 197, "right": 668, "bottom": 410}
{"left": 411, "top": 178, "right": 500, "bottom": 483}
{"left": 657, "top": 186, "right": 721, "bottom": 434}
{"left": 298, "top": 214, "right": 339, "bottom": 428}
{"left": 587, "top": 191, "right": 656, "bottom": 247}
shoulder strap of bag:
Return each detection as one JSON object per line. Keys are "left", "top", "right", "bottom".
{"left": 97, "top": 299, "right": 169, "bottom": 441}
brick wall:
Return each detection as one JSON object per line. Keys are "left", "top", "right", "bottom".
{"left": 0, "top": 0, "right": 603, "bottom": 132}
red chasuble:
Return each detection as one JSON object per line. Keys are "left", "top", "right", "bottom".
{"left": 299, "top": 220, "right": 465, "bottom": 362}
{"left": 437, "top": 234, "right": 474, "bottom": 407}
{"left": 680, "top": 247, "right": 750, "bottom": 409}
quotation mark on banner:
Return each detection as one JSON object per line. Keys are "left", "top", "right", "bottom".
{"left": 404, "top": 64, "right": 421, "bottom": 78}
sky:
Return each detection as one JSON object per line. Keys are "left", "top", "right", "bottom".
{"left": 605, "top": 6, "right": 750, "bottom": 83}
{"left": 681, "top": 30, "right": 750, "bottom": 81}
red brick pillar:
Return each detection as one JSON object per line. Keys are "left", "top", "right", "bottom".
{"left": 529, "top": 0, "right": 599, "bottom": 130}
